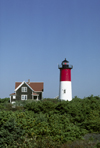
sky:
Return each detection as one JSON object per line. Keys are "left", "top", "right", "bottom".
{"left": 0, "top": 0, "right": 100, "bottom": 99}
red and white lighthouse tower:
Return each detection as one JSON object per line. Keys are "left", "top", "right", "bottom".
{"left": 58, "top": 59, "right": 73, "bottom": 101}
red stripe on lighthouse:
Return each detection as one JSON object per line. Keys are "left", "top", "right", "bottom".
{"left": 60, "top": 69, "right": 71, "bottom": 81}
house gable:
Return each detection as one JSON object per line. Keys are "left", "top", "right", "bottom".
{"left": 15, "top": 81, "right": 34, "bottom": 92}
{"left": 16, "top": 82, "right": 32, "bottom": 101}
{"left": 15, "top": 82, "right": 44, "bottom": 92}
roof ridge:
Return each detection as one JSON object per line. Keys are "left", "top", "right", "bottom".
{"left": 27, "top": 82, "right": 43, "bottom": 83}
{"left": 15, "top": 81, "right": 44, "bottom": 83}
{"left": 15, "top": 81, "right": 44, "bottom": 92}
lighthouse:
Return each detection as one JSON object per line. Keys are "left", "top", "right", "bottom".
{"left": 58, "top": 58, "right": 73, "bottom": 101}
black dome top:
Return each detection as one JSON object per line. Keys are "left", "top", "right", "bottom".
{"left": 58, "top": 58, "right": 73, "bottom": 69}
{"left": 62, "top": 58, "right": 69, "bottom": 65}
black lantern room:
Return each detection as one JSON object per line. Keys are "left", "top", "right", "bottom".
{"left": 59, "top": 58, "right": 73, "bottom": 69}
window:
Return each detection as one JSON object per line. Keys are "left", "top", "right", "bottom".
{"left": 13, "top": 96, "right": 16, "bottom": 99}
{"left": 64, "top": 89, "right": 66, "bottom": 93}
{"left": 21, "top": 95, "right": 27, "bottom": 100}
{"left": 21, "top": 87, "right": 27, "bottom": 92}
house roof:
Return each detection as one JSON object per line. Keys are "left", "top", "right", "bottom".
{"left": 10, "top": 93, "right": 15, "bottom": 96}
{"left": 32, "top": 93, "right": 39, "bottom": 96}
{"left": 15, "top": 82, "right": 44, "bottom": 92}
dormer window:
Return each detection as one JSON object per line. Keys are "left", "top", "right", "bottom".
{"left": 22, "top": 87, "right": 27, "bottom": 92}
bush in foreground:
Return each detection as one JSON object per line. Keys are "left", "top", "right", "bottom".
{"left": 0, "top": 95, "right": 100, "bottom": 147}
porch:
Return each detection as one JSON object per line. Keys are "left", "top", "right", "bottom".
{"left": 32, "top": 92, "right": 39, "bottom": 101}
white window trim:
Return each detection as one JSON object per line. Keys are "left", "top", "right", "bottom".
{"left": 21, "top": 87, "right": 27, "bottom": 92}
{"left": 21, "top": 95, "right": 27, "bottom": 100}
{"left": 13, "top": 95, "right": 16, "bottom": 99}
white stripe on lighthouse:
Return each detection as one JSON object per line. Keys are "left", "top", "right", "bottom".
{"left": 59, "top": 81, "right": 72, "bottom": 101}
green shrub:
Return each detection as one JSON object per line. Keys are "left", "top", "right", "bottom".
{"left": 0, "top": 118, "right": 25, "bottom": 148}
{"left": 0, "top": 96, "right": 100, "bottom": 147}
{"left": 0, "top": 98, "right": 10, "bottom": 103}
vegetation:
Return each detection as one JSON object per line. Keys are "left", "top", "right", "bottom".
{"left": 0, "top": 96, "right": 100, "bottom": 148}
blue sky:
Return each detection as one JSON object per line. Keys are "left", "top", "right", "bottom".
{"left": 0, "top": 0, "right": 100, "bottom": 99}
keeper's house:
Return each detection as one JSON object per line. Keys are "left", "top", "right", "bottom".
{"left": 10, "top": 80, "right": 44, "bottom": 104}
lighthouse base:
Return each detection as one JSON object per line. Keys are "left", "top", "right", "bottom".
{"left": 59, "top": 81, "right": 72, "bottom": 101}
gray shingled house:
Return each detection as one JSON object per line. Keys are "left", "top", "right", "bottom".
{"left": 10, "top": 80, "right": 44, "bottom": 104}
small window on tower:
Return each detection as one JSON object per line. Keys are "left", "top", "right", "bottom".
{"left": 64, "top": 90, "right": 66, "bottom": 93}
